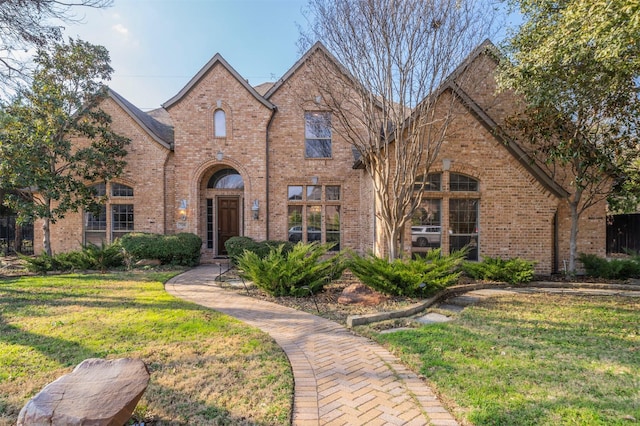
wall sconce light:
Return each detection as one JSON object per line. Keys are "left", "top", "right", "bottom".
{"left": 311, "top": 176, "right": 318, "bottom": 185}
{"left": 251, "top": 199, "right": 259, "bottom": 220}
{"left": 216, "top": 151, "right": 224, "bottom": 161}
{"left": 178, "top": 199, "right": 187, "bottom": 221}
{"left": 442, "top": 158, "right": 451, "bottom": 171}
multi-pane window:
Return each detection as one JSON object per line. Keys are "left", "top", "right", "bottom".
{"left": 214, "top": 109, "right": 226, "bottom": 137}
{"left": 411, "top": 172, "right": 479, "bottom": 260}
{"left": 450, "top": 173, "right": 479, "bottom": 191}
{"left": 411, "top": 199, "right": 442, "bottom": 249}
{"left": 208, "top": 168, "right": 244, "bottom": 189}
{"left": 449, "top": 199, "right": 479, "bottom": 260}
{"left": 287, "top": 184, "right": 341, "bottom": 250}
{"left": 112, "top": 204, "right": 134, "bottom": 240}
{"left": 305, "top": 112, "right": 332, "bottom": 158}
{"left": 111, "top": 183, "right": 133, "bottom": 197}
{"left": 84, "top": 182, "right": 135, "bottom": 245}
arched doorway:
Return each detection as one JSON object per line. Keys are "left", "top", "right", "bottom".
{"left": 204, "top": 167, "right": 244, "bottom": 256}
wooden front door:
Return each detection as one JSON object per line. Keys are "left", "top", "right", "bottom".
{"left": 217, "top": 197, "right": 240, "bottom": 254}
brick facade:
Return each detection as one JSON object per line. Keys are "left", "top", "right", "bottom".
{"left": 38, "top": 41, "right": 606, "bottom": 274}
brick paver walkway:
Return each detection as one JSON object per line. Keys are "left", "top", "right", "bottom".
{"left": 166, "top": 266, "right": 458, "bottom": 426}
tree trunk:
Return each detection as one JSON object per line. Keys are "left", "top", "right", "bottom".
{"left": 568, "top": 201, "right": 580, "bottom": 274}
{"left": 42, "top": 217, "right": 52, "bottom": 256}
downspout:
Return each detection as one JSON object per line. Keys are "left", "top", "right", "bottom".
{"left": 265, "top": 106, "right": 278, "bottom": 240}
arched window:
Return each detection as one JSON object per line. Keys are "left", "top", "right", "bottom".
{"left": 450, "top": 173, "right": 479, "bottom": 192}
{"left": 207, "top": 168, "right": 243, "bottom": 189}
{"left": 214, "top": 109, "right": 226, "bottom": 137}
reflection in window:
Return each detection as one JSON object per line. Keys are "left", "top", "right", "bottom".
{"left": 288, "top": 186, "right": 303, "bottom": 200}
{"left": 414, "top": 173, "right": 442, "bottom": 191}
{"left": 326, "top": 205, "right": 340, "bottom": 250}
{"left": 307, "top": 205, "right": 322, "bottom": 242}
{"left": 305, "top": 112, "right": 331, "bottom": 158}
{"left": 208, "top": 168, "right": 244, "bottom": 189}
{"left": 307, "top": 185, "right": 321, "bottom": 201}
{"left": 90, "top": 183, "right": 106, "bottom": 197}
{"left": 450, "top": 173, "right": 479, "bottom": 192}
{"left": 326, "top": 185, "right": 340, "bottom": 201}
{"left": 287, "top": 206, "right": 303, "bottom": 243}
{"left": 111, "top": 183, "right": 133, "bottom": 197}
{"left": 411, "top": 200, "right": 441, "bottom": 249}
{"left": 214, "top": 109, "right": 226, "bottom": 137}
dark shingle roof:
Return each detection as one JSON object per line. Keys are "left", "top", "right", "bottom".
{"left": 108, "top": 89, "right": 174, "bottom": 149}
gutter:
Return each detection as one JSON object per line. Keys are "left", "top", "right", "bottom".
{"left": 265, "top": 106, "right": 278, "bottom": 240}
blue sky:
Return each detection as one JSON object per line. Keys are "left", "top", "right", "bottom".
{"left": 63, "top": 0, "right": 516, "bottom": 111}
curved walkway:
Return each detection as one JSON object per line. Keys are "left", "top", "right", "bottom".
{"left": 166, "top": 266, "right": 458, "bottom": 426}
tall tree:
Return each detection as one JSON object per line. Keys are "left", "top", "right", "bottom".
{"left": 498, "top": 0, "right": 640, "bottom": 272}
{"left": 0, "top": 0, "right": 112, "bottom": 94}
{"left": 0, "top": 39, "right": 129, "bottom": 255}
{"left": 300, "top": 0, "right": 497, "bottom": 259}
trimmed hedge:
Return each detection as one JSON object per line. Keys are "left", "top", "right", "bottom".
{"left": 579, "top": 253, "right": 640, "bottom": 279}
{"left": 118, "top": 232, "right": 202, "bottom": 266}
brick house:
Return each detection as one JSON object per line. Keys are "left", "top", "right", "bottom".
{"left": 36, "top": 40, "right": 606, "bottom": 274}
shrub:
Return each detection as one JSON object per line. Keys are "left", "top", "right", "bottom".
{"left": 83, "top": 242, "right": 124, "bottom": 273}
{"left": 579, "top": 253, "right": 640, "bottom": 280}
{"left": 236, "top": 242, "right": 345, "bottom": 296}
{"left": 225, "top": 236, "right": 295, "bottom": 265}
{"left": 119, "top": 232, "right": 202, "bottom": 266}
{"left": 462, "top": 256, "right": 535, "bottom": 284}
{"left": 348, "top": 249, "right": 465, "bottom": 297}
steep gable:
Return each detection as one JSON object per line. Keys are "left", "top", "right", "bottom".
{"left": 163, "top": 53, "right": 275, "bottom": 111}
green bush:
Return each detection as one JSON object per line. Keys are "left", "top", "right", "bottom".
{"left": 348, "top": 249, "right": 465, "bottom": 297}
{"left": 462, "top": 256, "right": 535, "bottom": 284}
{"left": 83, "top": 242, "right": 124, "bottom": 273}
{"left": 579, "top": 253, "right": 640, "bottom": 279}
{"left": 118, "top": 232, "right": 202, "bottom": 266}
{"left": 236, "top": 242, "right": 345, "bottom": 296}
{"left": 20, "top": 241, "right": 125, "bottom": 274}
{"left": 225, "top": 236, "right": 295, "bottom": 265}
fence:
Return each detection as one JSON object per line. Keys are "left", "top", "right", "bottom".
{"left": 607, "top": 213, "right": 640, "bottom": 255}
{"left": 0, "top": 215, "right": 34, "bottom": 255}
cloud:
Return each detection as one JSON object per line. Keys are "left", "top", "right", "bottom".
{"left": 112, "top": 23, "right": 129, "bottom": 36}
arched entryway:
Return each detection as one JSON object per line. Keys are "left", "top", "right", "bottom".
{"left": 202, "top": 167, "right": 244, "bottom": 256}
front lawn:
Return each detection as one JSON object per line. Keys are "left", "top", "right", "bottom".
{"left": 0, "top": 272, "right": 292, "bottom": 425}
{"left": 372, "top": 293, "right": 640, "bottom": 425}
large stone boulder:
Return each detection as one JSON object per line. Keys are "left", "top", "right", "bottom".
{"left": 18, "top": 358, "right": 149, "bottom": 426}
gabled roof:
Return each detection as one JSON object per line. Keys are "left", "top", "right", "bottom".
{"left": 162, "top": 53, "right": 276, "bottom": 110}
{"left": 108, "top": 89, "right": 173, "bottom": 150}
{"left": 264, "top": 41, "right": 364, "bottom": 100}
{"left": 353, "top": 39, "right": 568, "bottom": 199}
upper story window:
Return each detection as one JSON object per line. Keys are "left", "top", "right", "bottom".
{"left": 214, "top": 109, "right": 226, "bottom": 137}
{"left": 450, "top": 173, "right": 479, "bottom": 192}
{"left": 207, "top": 168, "right": 244, "bottom": 189}
{"left": 111, "top": 183, "right": 133, "bottom": 197}
{"left": 305, "top": 112, "right": 331, "bottom": 158}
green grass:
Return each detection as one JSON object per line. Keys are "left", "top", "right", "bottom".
{"left": 372, "top": 293, "right": 640, "bottom": 426}
{"left": 0, "top": 271, "right": 292, "bottom": 425}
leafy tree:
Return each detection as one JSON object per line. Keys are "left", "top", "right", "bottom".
{"left": 498, "top": 0, "right": 640, "bottom": 272}
{"left": 0, "top": 38, "right": 129, "bottom": 255}
{"left": 0, "top": 0, "right": 112, "bottom": 94}
{"left": 300, "top": 0, "right": 498, "bottom": 260}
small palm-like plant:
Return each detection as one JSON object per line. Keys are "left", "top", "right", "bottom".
{"left": 236, "top": 242, "right": 344, "bottom": 297}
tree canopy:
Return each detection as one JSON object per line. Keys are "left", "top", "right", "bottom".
{"left": 498, "top": 0, "right": 640, "bottom": 271}
{"left": 0, "top": 0, "right": 112, "bottom": 94}
{"left": 0, "top": 38, "right": 129, "bottom": 255}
